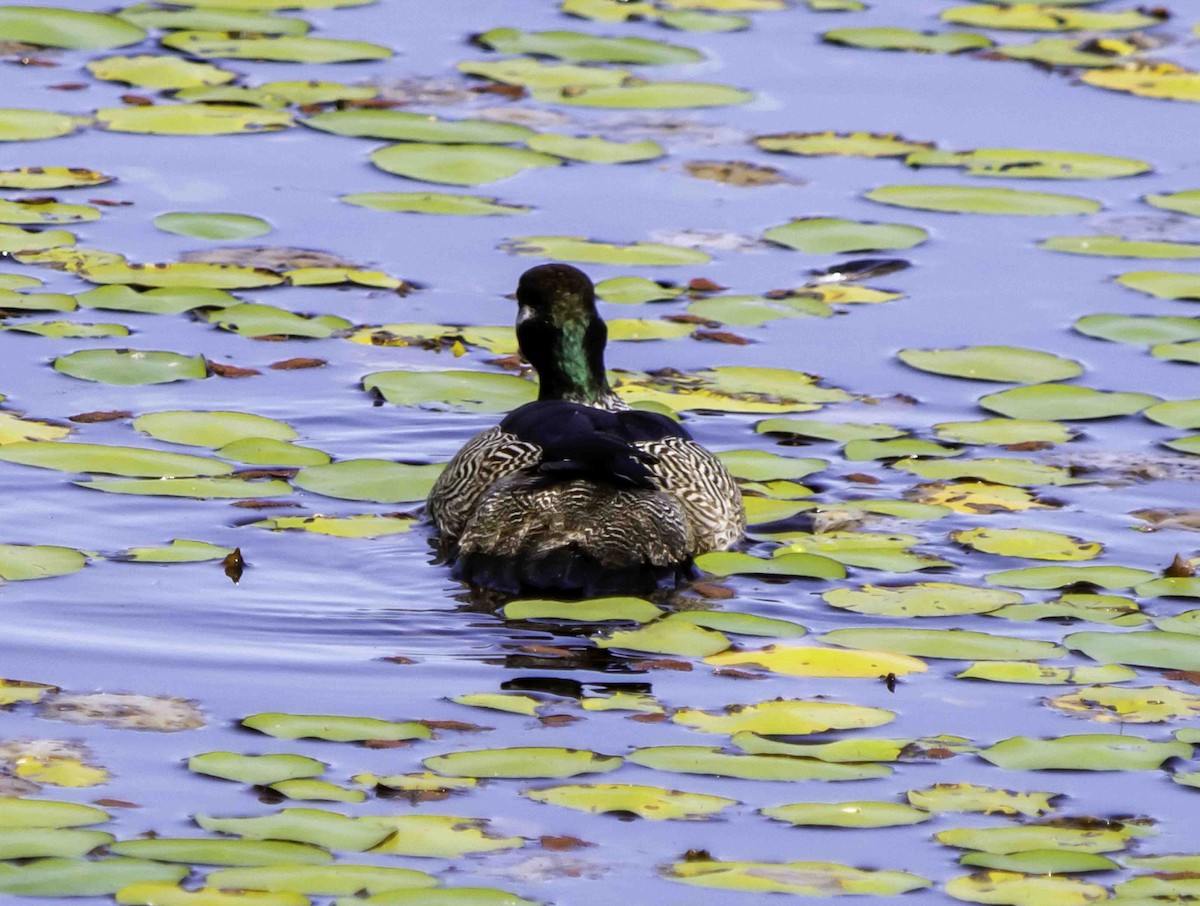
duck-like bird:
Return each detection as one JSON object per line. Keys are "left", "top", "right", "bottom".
{"left": 427, "top": 263, "right": 744, "bottom": 593}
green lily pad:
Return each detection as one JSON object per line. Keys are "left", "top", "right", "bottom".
{"left": 161, "top": 30, "right": 390, "bottom": 62}
{"left": 734, "top": 733, "right": 969, "bottom": 763}
{"left": 822, "top": 627, "right": 1065, "bottom": 661}
{"left": 674, "top": 611, "right": 807, "bottom": 638}
{"left": 695, "top": 551, "right": 846, "bottom": 579}
{"left": 0, "top": 859, "right": 187, "bottom": 897}
{"left": 899, "top": 346, "right": 1082, "bottom": 383}
{"left": 118, "top": 5, "right": 310, "bottom": 34}
{"left": 756, "top": 419, "right": 905, "bottom": 442}
{"left": 0, "top": 441, "right": 232, "bottom": 477}
{"left": 687, "top": 294, "right": 833, "bottom": 325}
{"left": 905, "top": 148, "right": 1150, "bottom": 179}
{"left": 78, "top": 259, "right": 283, "bottom": 289}
{"left": 116, "top": 883, "right": 308, "bottom": 905}
{"left": 933, "top": 419, "right": 1075, "bottom": 445}
{"left": 870, "top": 184, "right": 1100, "bottom": 216}
{"left": 960, "top": 849, "right": 1120, "bottom": 873}
{"left": 0, "top": 798, "right": 109, "bottom": 828}
{"left": 363, "top": 370, "right": 534, "bottom": 412}
{"left": 938, "top": 822, "right": 1134, "bottom": 854}
{"left": 77, "top": 477, "right": 291, "bottom": 498}
{"left": 292, "top": 460, "right": 442, "bottom": 503}
{"left": 990, "top": 593, "right": 1146, "bottom": 627}
{"left": 1165, "top": 435, "right": 1200, "bottom": 454}
{"left": 823, "top": 27, "right": 992, "bottom": 53}
{"left": 218, "top": 438, "right": 328, "bottom": 467}
{"left": 95, "top": 104, "right": 294, "bottom": 136}
{"left": 763, "top": 801, "right": 932, "bottom": 828}
{"left": 134, "top": 410, "right": 296, "bottom": 448}
{"left": 978, "top": 734, "right": 1191, "bottom": 770}
{"left": 1049, "top": 684, "right": 1200, "bottom": 723}
{"left": 303, "top": 109, "right": 533, "bottom": 144}
{"left": 79, "top": 285, "right": 238, "bottom": 314}
{"left": 1138, "top": 577, "right": 1200, "bottom": 598}
{"left": 764, "top": 217, "right": 928, "bottom": 254}
{"left": 945, "top": 872, "right": 1107, "bottom": 904}
{"left": 593, "top": 615, "right": 731, "bottom": 657}
{"left": 823, "top": 583, "right": 1021, "bottom": 618}
{"left": 0, "top": 289, "right": 77, "bottom": 311}
{"left": 666, "top": 860, "right": 931, "bottom": 896}
{"left": 251, "top": 515, "right": 416, "bottom": 538}
{"left": 673, "top": 698, "right": 895, "bottom": 735}
{"left": 956, "top": 662, "right": 1137, "bottom": 684}
{"left": 524, "top": 783, "right": 735, "bottom": 820}
{"left": 110, "top": 838, "right": 332, "bottom": 866}
{"left": 1152, "top": 340, "right": 1200, "bottom": 364}
{"left": 503, "top": 596, "right": 664, "bottom": 623}
{"left": 360, "top": 815, "right": 524, "bottom": 858}
{"left": 718, "top": 450, "right": 826, "bottom": 481}
{"left": 1042, "top": 235, "right": 1200, "bottom": 259}
{"left": 1117, "top": 271, "right": 1200, "bottom": 301}
{"left": 504, "top": 235, "right": 709, "bottom": 266}
{"left": 341, "top": 193, "right": 529, "bottom": 216}
{"left": 196, "top": 810, "right": 391, "bottom": 852}
{"left": 370, "top": 144, "right": 559, "bottom": 186}
{"left": 706, "top": 645, "right": 927, "bottom": 678}
{"left": 474, "top": 28, "right": 703, "bottom": 64}
{"left": 460, "top": 57, "right": 630, "bottom": 89}
{"left": 87, "top": 54, "right": 235, "bottom": 89}
{"left": 449, "top": 693, "right": 543, "bottom": 716}
{"left": 979, "top": 384, "right": 1157, "bottom": 420}
{"left": 985, "top": 564, "right": 1154, "bottom": 589}
{"left": 0, "top": 168, "right": 108, "bottom": 189}
{"left": 531, "top": 80, "right": 753, "bottom": 109}
{"left": 908, "top": 783, "right": 1059, "bottom": 817}
{"left": 259, "top": 81, "right": 376, "bottom": 104}
{"left": 628, "top": 746, "right": 891, "bottom": 781}
{"left": 0, "top": 109, "right": 87, "bottom": 142}
{"left": 995, "top": 37, "right": 1141, "bottom": 68}
{"left": 0, "top": 828, "right": 113, "bottom": 860}
{"left": 1066, "top": 630, "right": 1200, "bottom": 671}
{"left": 424, "top": 747, "right": 622, "bottom": 779}
{"left": 953, "top": 527, "right": 1101, "bottom": 561}
{"left": 594, "top": 276, "right": 681, "bottom": 305}
{"left": 205, "top": 303, "right": 351, "bottom": 339}
{"left": 1111, "top": 874, "right": 1200, "bottom": 903}
{"left": 0, "top": 6, "right": 146, "bottom": 48}
{"left": 1075, "top": 314, "right": 1200, "bottom": 346}
{"left": 204, "top": 864, "right": 437, "bottom": 895}
{"left": 755, "top": 131, "right": 934, "bottom": 158}
{"left": 942, "top": 4, "right": 1162, "bottom": 31}
{"left": 4, "top": 320, "right": 129, "bottom": 339}
{"left": 895, "top": 457, "right": 1080, "bottom": 487}
{"left": 1145, "top": 190, "right": 1200, "bottom": 218}
{"left": 526, "top": 133, "right": 663, "bottom": 164}
{"left": 0, "top": 199, "right": 100, "bottom": 226}
{"left": 843, "top": 438, "right": 962, "bottom": 461}
{"left": 242, "top": 712, "right": 432, "bottom": 742}
{"left": 188, "top": 751, "right": 325, "bottom": 784}
{"left": 154, "top": 212, "right": 271, "bottom": 240}
{"left": 269, "top": 780, "right": 365, "bottom": 804}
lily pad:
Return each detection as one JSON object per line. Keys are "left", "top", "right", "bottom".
{"left": 504, "top": 235, "right": 709, "bottom": 266}
{"left": 204, "top": 864, "right": 437, "bottom": 895}
{"left": 978, "top": 734, "right": 1191, "bottom": 770}
{"left": 252, "top": 515, "right": 416, "bottom": 538}
{"left": 110, "top": 838, "right": 331, "bottom": 866}
{"left": 695, "top": 551, "right": 846, "bottom": 579}
{"left": 77, "top": 477, "right": 291, "bottom": 498}
{"left": 908, "top": 783, "right": 1059, "bottom": 817}
{"left": 763, "top": 801, "right": 932, "bottom": 827}
{"left": 205, "top": 303, "right": 351, "bottom": 339}
{"left": 959, "top": 662, "right": 1137, "bottom": 684}
{"left": 944, "top": 871, "right": 1107, "bottom": 905}
{"left": 188, "top": 751, "right": 325, "bottom": 785}
{"left": 942, "top": 5, "right": 1162, "bottom": 32}
{"left": 1066, "top": 630, "right": 1200, "bottom": 671}
{"left": 0, "top": 109, "right": 87, "bottom": 142}
{"left": 77, "top": 260, "right": 284, "bottom": 289}
{"left": 87, "top": 54, "right": 235, "bottom": 89}
{"left": 161, "top": 30, "right": 390, "bottom": 63}
{"left": 424, "top": 747, "right": 621, "bottom": 779}
{"left": 1083, "top": 65, "right": 1200, "bottom": 103}
{"left": 1075, "top": 314, "right": 1200, "bottom": 345}
{"left": 292, "top": 460, "right": 442, "bottom": 503}
{"left": 0, "top": 199, "right": 100, "bottom": 226}
{"left": 79, "top": 285, "right": 239, "bottom": 314}
{"left": 755, "top": 131, "right": 934, "bottom": 158}
{"left": 822, "top": 628, "right": 1065, "bottom": 661}
{"left": 666, "top": 860, "right": 931, "bottom": 896}
{"left": 1118, "top": 272, "right": 1200, "bottom": 301}
{"left": 1042, "top": 235, "right": 1200, "bottom": 259}
{"left": 4, "top": 320, "right": 128, "bottom": 339}
{"left": 627, "top": 746, "right": 890, "bottom": 781}
{"left": 0, "top": 441, "right": 231, "bottom": 477}
{"left": 593, "top": 616, "right": 730, "bottom": 657}
{"left": 474, "top": 28, "right": 703, "bottom": 64}
{"left": 0, "top": 798, "right": 109, "bottom": 828}
{"left": 672, "top": 698, "right": 895, "bottom": 735}
{"left": 118, "top": 5, "right": 311, "bottom": 34}
{"left": 526, "top": 133, "right": 663, "bottom": 164}
{"left": 96, "top": 104, "right": 293, "bottom": 136}
{"left": 899, "top": 346, "right": 1082, "bottom": 383}
{"left": 869, "top": 184, "right": 1099, "bottom": 216}
{"left": 303, "top": 110, "right": 533, "bottom": 144}
{"left": 370, "top": 144, "right": 559, "bottom": 186}
{"left": 985, "top": 565, "right": 1154, "bottom": 589}
{"left": 196, "top": 810, "right": 391, "bottom": 852}
{"left": 764, "top": 217, "right": 928, "bottom": 254}
{"left": 0, "top": 168, "right": 109, "bottom": 189}
{"left": 823, "top": 583, "right": 1021, "bottom": 618}
{"left": 154, "top": 212, "right": 271, "bottom": 240}
{"left": 594, "top": 276, "right": 682, "bottom": 304}
{"left": 531, "top": 80, "right": 753, "bottom": 109}
{"left": 823, "top": 27, "right": 992, "bottom": 53}
{"left": 706, "top": 645, "right": 927, "bottom": 677}
{"left": 503, "top": 596, "right": 663, "bottom": 623}
{"left": 524, "top": 783, "right": 735, "bottom": 820}
{"left": 359, "top": 815, "right": 524, "bottom": 858}
{"left": 1049, "top": 684, "right": 1200, "bottom": 723}
{"left": 243, "top": 713, "right": 431, "bottom": 743}
{"left": 341, "top": 193, "right": 529, "bottom": 216}
{"left": 0, "top": 6, "right": 146, "bottom": 48}
{"left": 0, "top": 828, "right": 113, "bottom": 860}
{"left": 905, "top": 148, "right": 1150, "bottom": 180}
{"left": 990, "top": 593, "right": 1146, "bottom": 627}
{"left": 895, "top": 457, "right": 1081, "bottom": 487}
{"left": 134, "top": 410, "right": 296, "bottom": 447}
{"left": 933, "top": 419, "right": 1075, "bottom": 445}
{"left": 364, "top": 370, "right": 534, "bottom": 412}
{"left": 978, "top": 384, "right": 1157, "bottom": 420}
{"left": 0, "top": 859, "right": 187, "bottom": 897}
{"left": 953, "top": 527, "right": 1101, "bottom": 561}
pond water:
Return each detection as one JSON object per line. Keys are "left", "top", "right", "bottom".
{"left": 2, "top": 0, "right": 1200, "bottom": 903}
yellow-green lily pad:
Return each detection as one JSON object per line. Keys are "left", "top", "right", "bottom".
{"left": 1066, "top": 630, "right": 1200, "bottom": 671}
{"left": 474, "top": 28, "right": 703, "bottom": 64}
{"left": 986, "top": 564, "right": 1154, "bottom": 589}
{"left": 526, "top": 133, "right": 663, "bottom": 164}
{"left": 204, "top": 864, "right": 437, "bottom": 895}
{"left": 524, "top": 783, "right": 735, "bottom": 820}
{"left": 695, "top": 550, "right": 846, "bottom": 579}
{"left": 195, "top": 810, "right": 390, "bottom": 852}
{"left": 531, "top": 80, "right": 753, "bottom": 109}
{"left": 109, "top": 838, "right": 332, "bottom": 866}
{"left": 0, "top": 859, "right": 187, "bottom": 897}
{"left": 1117, "top": 271, "right": 1200, "bottom": 301}
{"left": 359, "top": 815, "right": 524, "bottom": 858}
{"left": 303, "top": 109, "right": 533, "bottom": 144}
{"left": 989, "top": 593, "right": 1146, "bottom": 627}
{"left": 673, "top": 698, "right": 895, "bottom": 735}
{"left": 755, "top": 131, "right": 934, "bottom": 158}
{"left": 370, "top": 144, "right": 559, "bottom": 186}
{"left": 933, "top": 419, "right": 1075, "bottom": 445}
{"left": 4, "top": 320, "right": 129, "bottom": 339}
{"left": 0, "top": 441, "right": 232, "bottom": 477}
{"left": 0, "top": 798, "right": 109, "bottom": 828}
{"left": 705, "top": 645, "right": 927, "bottom": 677}
{"left": 79, "top": 285, "right": 239, "bottom": 314}
{"left": 134, "top": 410, "right": 296, "bottom": 447}
{"left": 292, "top": 460, "right": 442, "bottom": 503}
{"left": 869, "top": 184, "right": 1099, "bottom": 215}
{"left": 666, "top": 860, "right": 931, "bottom": 895}
{"left": 822, "top": 627, "right": 1065, "bottom": 661}
{"left": 908, "top": 783, "right": 1059, "bottom": 817}
{"left": 251, "top": 515, "right": 416, "bottom": 538}
{"left": 188, "top": 751, "right": 325, "bottom": 784}
{"left": 504, "top": 235, "right": 710, "bottom": 266}
{"left": 627, "top": 746, "right": 891, "bottom": 781}
{"left": 363, "top": 370, "right": 534, "bottom": 412}
{"left": 1042, "top": 235, "right": 1200, "bottom": 259}
{"left": 0, "top": 828, "right": 113, "bottom": 860}
{"left": 0, "top": 110, "right": 87, "bottom": 143}
{"left": 899, "top": 346, "right": 1082, "bottom": 383}
{"left": 823, "top": 583, "right": 1022, "bottom": 618}
{"left": 341, "top": 193, "right": 529, "bottom": 216}
{"left": 242, "top": 712, "right": 432, "bottom": 742}
{"left": 937, "top": 822, "right": 1135, "bottom": 854}
{"left": 1049, "top": 684, "right": 1200, "bottom": 723}
{"left": 905, "top": 148, "right": 1150, "bottom": 180}
{"left": 979, "top": 384, "right": 1157, "bottom": 420}
{"left": 161, "top": 30, "right": 390, "bottom": 62}
{"left": 86, "top": 54, "right": 235, "bottom": 88}
{"left": 944, "top": 871, "right": 1106, "bottom": 905}
{"left": 593, "top": 615, "right": 730, "bottom": 657}
{"left": 764, "top": 217, "right": 928, "bottom": 254}
{"left": 154, "top": 212, "right": 271, "bottom": 240}
{"left": 763, "top": 800, "right": 932, "bottom": 827}
{"left": 503, "top": 596, "right": 664, "bottom": 623}
{"left": 95, "top": 104, "right": 293, "bottom": 136}
{"left": 978, "top": 733, "right": 1191, "bottom": 770}
{"left": 953, "top": 527, "right": 1101, "bottom": 561}
{"left": 942, "top": 4, "right": 1162, "bottom": 32}
{"left": 118, "top": 5, "right": 310, "bottom": 35}
{"left": 77, "top": 477, "right": 291, "bottom": 498}
{"left": 0, "top": 5, "right": 146, "bottom": 48}
{"left": 424, "top": 747, "right": 621, "bottom": 779}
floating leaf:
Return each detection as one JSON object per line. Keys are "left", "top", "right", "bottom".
{"left": 908, "top": 783, "right": 1058, "bottom": 817}
{"left": 450, "top": 692, "right": 542, "bottom": 716}
{"left": 87, "top": 54, "right": 235, "bottom": 89}
{"left": 706, "top": 645, "right": 927, "bottom": 678}
{"left": 910, "top": 480, "right": 1051, "bottom": 514}
{"left": 979, "top": 734, "right": 1191, "bottom": 770}
{"left": 0, "top": 167, "right": 109, "bottom": 189}
{"left": 526, "top": 133, "right": 663, "bottom": 164}
{"left": 205, "top": 303, "right": 351, "bottom": 339}
{"left": 188, "top": 751, "right": 325, "bottom": 785}
{"left": 77, "top": 260, "right": 284, "bottom": 289}
{"left": 118, "top": 5, "right": 310, "bottom": 35}
{"left": 196, "top": 810, "right": 391, "bottom": 852}
{"left": 1118, "top": 272, "right": 1200, "bottom": 301}
{"left": 78, "top": 477, "right": 290, "bottom": 498}
{"left": 824, "top": 27, "right": 992, "bottom": 53}
{"left": 0, "top": 199, "right": 100, "bottom": 226}
{"left": 1049, "top": 685, "right": 1200, "bottom": 723}
{"left": 594, "top": 276, "right": 682, "bottom": 305}
{"left": 0, "top": 828, "right": 113, "bottom": 860}
{"left": 764, "top": 217, "right": 928, "bottom": 254}
{"left": 734, "top": 733, "right": 968, "bottom": 763}
{"left": 695, "top": 551, "right": 845, "bottom": 579}
{"left": 134, "top": 410, "right": 296, "bottom": 448}
{"left": 763, "top": 801, "right": 931, "bottom": 828}
{"left": 823, "top": 583, "right": 1021, "bottom": 618}
{"left": 503, "top": 596, "right": 664, "bottom": 623}
{"left": 755, "top": 131, "right": 934, "bottom": 158}
{"left": 905, "top": 148, "right": 1150, "bottom": 179}
{"left": 1152, "top": 341, "right": 1200, "bottom": 364}
{"left": 95, "top": 105, "right": 293, "bottom": 136}
{"left": 986, "top": 565, "right": 1154, "bottom": 589}
{"left": 627, "top": 746, "right": 891, "bottom": 781}
{"left": 687, "top": 294, "right": 832, "bottom": 325}
{"left": 252, "top": 515, "right": 415, "bottom": 538}
{"left": 0, "top": 441, "right": 231, "bottom": 479}
{"left": 593, "top": 615, "right": 730, "bottom": 657}
{"left": 899, "top": 346, "right": 1082, "bottom": 383}
{"left": 1075, "top": 314, "right": 1200, "bottom": 345}
{"left": 1066, "top": 630, "right": 1200, "bottom": 671}
{"left": 524, "top": 783, "right": 735, "bottom": 820}
{"left": 1137, "top": 577, "right": 1200, "bottom": 599}
{"left": 360, "top": 815, "right": 524, "bottom": 858}
{"left": 666, "top": 860, "right": 931, "bottom": 896}
{"left": 341, "top": 192, "right": 529, "bottom": 216}
{"left": 933, "top": 419, "right": 1074, "bottom": 445}
{"left": 424, "top": 748, "right": 621, "bottom": 779}
{"left": 370, "top": 144, "right": 559, "bottom": 187}
{"left": 0, "top": 6, "right": 146, "bottom": 48}
{"left": 990, "top": 593, "right": 1146, "bottom": 627}
{"left": 843, "top": 438, "right": 962, "bottom": 461}
{"left": 995, "top": 37, "right": 1140, "bottom": 67}
{"left": 0, "top": 109, "right": 87, "bottom": 143}
{"left": 269, "top": 780, "right": 365, "bottom": 804}
{"left": 0, "top": 799, "right": 108, "bottom": 828}
{"left": 161, "top": 30, "right": 390, "bottom": 62}
{"left": 110, "top": 838, "right": 331, "bottom": 866}
{"left": 203, "top": 864, "right": 437, "bottom": 895}
{"left": 979, "top": 384, "right": 1157, "bottom": 420}
{"left": 4, "top": 320, "right": 129, "bottom": 339}
{"left": 475, "top": 27, "right": 703, "bottom": 64}
{"left": 0, "top": 289, "right": 77, "bottom": 312}
{"left": 953, "top": 527, "right": 1101, "bottom": 561}
{"left": 504, "top": 235, "right": 709, "bottom": 266}
{"left": 242, "top": 713, "right": 431, "bottom": 743}
{"left": 531, "top": 80, "right": 753, "bottom": 109}
{"left": 153, "top": 212, "right": 271, "bottom": 241}
{"left": 364, "top": 370, "right": 534, "bottom": 412}
{"left": 673, "top": 611, "right": 807, "bottom": 638}
{"left": 1145, "top": 190, "right": 1200, "bottom": 218}
{"left": 965, "top": 662, "right": 1137, "bottom": 684}
{"left": 870, "top": 184, "right": 1100, "bottom": 216}
{"left": 756, "top": 419, "right": 905, "bottom": 442}
{"left": 461, "top": 57, "right": 630, "bottom": 89}
{"left": 0, "top": 859, "right": 187, "bottom": 897}
{"left": 292, "top": 460, "right": 442, "bottom": 503}
{"left": 1083, "top": 65, "right": 1200, "bottom": 103}
{"left": 944, "top": 872, "right": 1106, "bottom": 906}
{"left": 942, "top": 5, "right": 1161, "bottom": 31}
{"left": 822, "top": 628, "right": 1064, "bottom": 661}
{"left": 896, "top": 458, "right": 1079, "bottom": 487}
{"left": 672, "top": 698, "right": 894, "bottom": 735}
{"left": 303, "top": 110, "right": 533, "bottom": 144}
{"left": 1043, "top": 235, "right": 1200, "bottom": 259}
{"left": 79, "top": 285, "right": 238, "bottom": 314}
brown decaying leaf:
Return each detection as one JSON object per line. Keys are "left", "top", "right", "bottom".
{"left": 49, "top": 83, "right": 87, "bottom": 91}
{"left": 342, "top": 98, "right": 405, "bottom": 109}
{"left": 230, "top": 500, "right": 298, "bottom": 509}
{"left": 1004, "top": 441, "right": 1055, "bottom": 452}
{"left": 1166, "top": 554, "right": 1196, "bottom": 578}
{"left": 844, "top": 473, "right": 880, "bottom": 484}
{"left": 685, "top": 160, "right": 790, "bottom": 187}
{"left": 472, "top": 83, "right": 526, "bottom": 100}
{"left": 1133, "top": 509, "right": 1200, "bottom": 533}
{"left": 666, "top": 314, "right": 719, "bottom": 327}
{"left": 236, "top": 469, "right": 296, "bottom": 480}
{"left": 631, "top": 659, "right": 692, "bottom": 672}
{"left": 381, "top": 655, "right": 417, "bottom": 665}
{"left": 419, "top": 719, "right": 488, "bottom": 732}
{"left": 694, "top": 330, "right": 750, "bottom": 346}
{"left": 69, "top": 410, "right": 131, "bottom": 423}
{"left": 712, "top": 668, "right": 765, "bottom": 680}
{"left": 93, "top": 798, "right": 139, "bottom": 808}
{"left": 89, "top": 199, "right": 132, "bottom": 207}
{"left": 691, "top": 581, "right": 734, "bottom": 599}
{"left": 121, "top": 94, "right": 153, "bottom": 106}
{"left": 270, "top": 357, "right": 326, "bottom": 370}
{"left": 541, "top": 835, "right": 593, "bottom": 851}
{"left": 629, "top": 712, "right": 668, "bottom": 723}
{"left": 487, "top": 354, "right": 528, "bottom": 372}
{"left": 207, "top": 360, "right": 262, "bottom": 378}
{"left": 539, "top": 714, "right": 579, "bottom": 727}
{"left": 223, "top": 548, "right": 244, "bottom": 584}
{"left": 362, "top": 739, "right": 411, "bottom": 749}
{"left": 521, "top": 644, "right": 575, "bottom": 657}
{"left": 1164, "top": 670, "right": 1200, "bottom": 686}
{"left": 687, "top": 278, "right": 725, "bottom": 293}
{"left": 184, "top": 246, "right": 353, "bottom": 270}
{"left": 19, "top": 58, "right": 58, "bottom": 67}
